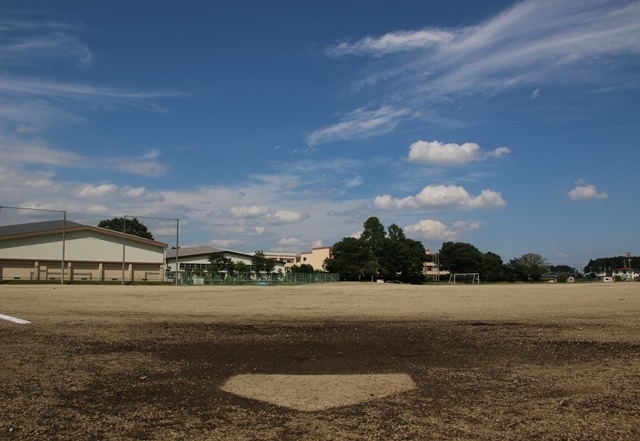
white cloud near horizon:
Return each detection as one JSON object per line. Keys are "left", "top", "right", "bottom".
{"left": 375, "top": 185, "right": 506, "bottom": 211}
{"left": 405, "top": 219, "right": 480, "bottom": 241}
{"left": 407, "top": 140, "right": 511, "bottom": 166}
{"left": 0, "top": 139, "right": 169, "bottom": 177}
{"left": 230, "top": 205, "right": 309, "bottom": 225}
{"left": 568, "top": 184, "right": 608, "bottom": 201}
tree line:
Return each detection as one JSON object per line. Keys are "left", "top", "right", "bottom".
{"left": 99, "top": 216, "right": 631, "bottom": 283}
{"left": 583, "top": 255, "right": 638, "bottom": 276}
{"left": 323, "top": 217, "right": 557, "bottom": 284}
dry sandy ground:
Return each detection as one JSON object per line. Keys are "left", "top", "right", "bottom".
{"left": 1, "top": 282, "right": 639, "bottom": 440}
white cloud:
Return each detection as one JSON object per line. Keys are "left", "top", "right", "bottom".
{"left": 0, "top": 139, "right": 168, "bottom": 177}
{"left": 531, "top": 88, "right": 541, "bottom": 99}
{"left": 485, "top": 146, "right": 511, "bottom": 159}
{"left": 78, "top": 184, "right": 118, "bottom": 198}
{"left": 375, "top": 185, "right": 506, "bottom": 211}
{"left": 104, "top": 157, "right": 168, "bottom": 178}
{"left": 0, "top": 139, "right": 86, "bottom": 166}
{"left": 305, "top": 106, "right": 411, "bottom": 146}
{"left": 345, "top": 176, "right": 363, "bottom": 188}
{"left": 405, "top": 219, "right": 480, "bottom": 241}
{"left": 266, "top": 210, "right": 308, "bottom": 224}
{"left": 408, "top": 141, "right": 481, "bottom": 166}
{"left": 327, "top": 29, "right": 454, "bottom": 57}
{"left": 229, "top": 205, "right": 308, "bottom": 225}
{"left": 277, "top": 237, "right": 306, "bottom": 248}
{"left": 0, "top": 32, "right": 93, "bottom": 69}
{"left": 407, "top": 141, "right": 510, "bottom": 166}
{"left": 124, "top": 187, "right": 147, "bottom": 198}
{"left": 210, "top": 239, "right": 245, "bottom": 249}
{"left": 230, "top": 205, "right": 270, "bottom": 218}
{"left": 327, "top": 0, "right": 640, "bottom": 102}
{"left": 568, "top": 184, "right": 608, "bottom": 201}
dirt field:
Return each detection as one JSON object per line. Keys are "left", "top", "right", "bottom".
{"left": 1, "top": 282, "right": 639, "bottom": 440}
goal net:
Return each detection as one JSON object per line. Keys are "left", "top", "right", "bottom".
{"left": 448, "top": 273, "right": 480, "bottom": 284}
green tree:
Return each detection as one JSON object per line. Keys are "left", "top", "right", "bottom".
{"left": 439, "top": 242, "right": 483, "bottom": 274}
{"left": 482, "top": 251, "right": 505, "bottom": 282}
{"left": 509, "top": 253, "right": 549, "bottom": 282}
{"left": 360, "top": 216, "right": 386, "bottom": 279}
{"left": 379, "top": 224, "right": 425, "bottom": 284}
{"left": 324, "top": 236, "right": 369, "bottom": 281}
{"left": 251, "top": 250, "right": 275, "bottom": 278}
{"left": 325, "top": 219, "right": 426, "bottom": 284}
{"left": 291, "top": 264, "right": 315, "bottom": 273}
{"left": 235, "top": 261, "right": 248, "bottom": 278}
{"left": 208, "top": 252, "right": 235, "bottom": 278}
{"left": 399, "top": 237, "right": 428, "bottom": 284}
{"left": 98, "top": 217, "right": 154, "bottom": 240}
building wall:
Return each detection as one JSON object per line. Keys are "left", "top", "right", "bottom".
{"left": 0, "top": 230, "right": 163, "bottom": 263}
{"left": 264, "top": 252, "right": 296, "bottom": 271}
{"left": 298, "top": 247, "right": 331, "bottom": 272}
{"left": 0, "top": 230, "right": 165, "bottom": 282}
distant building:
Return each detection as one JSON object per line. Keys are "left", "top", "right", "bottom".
{"left": 0, "top": 220, "right": 167, "bottom": 282}
{"left": 297, "top": 246, "right": 332, "bottom": 272}
{"left": 590, "top": 267, "right": 639, "bottom": 281}
{"left": 263, "top": 251, "right": 297, "bottom": 271}
{"left": 423, "top": 248, "right": 448, "bottom": 281}
{"left": 612, "top": 267, "right": 639, "bottom": 281}
{"left": 165, "top": 246, "right": 286, "bottom": 278}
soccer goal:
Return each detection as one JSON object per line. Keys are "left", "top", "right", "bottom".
{"left": 448, "top": 273, "right": 480, "bottom": 284}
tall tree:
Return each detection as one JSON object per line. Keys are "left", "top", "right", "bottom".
{"left": 482, "top": 251, "right": 505, "bottom": 282}
{"left": 324, "top": 236, "right": 369, "bottom": 281}
{"left": 98, "top": 217, "right": 154, "bottom": 240}
{"left": 360, "top": 217, "right": 386, "bottom": 278}
{"left": 208, "top": 252, "right": 232, "bottom": 277}
{"left": 326, "top": 220, "right": 426, "bottom": 284}
{"left": 251, "top": 250, "right": 275, "bottom": 277}
{"left": 235, "top": 261, "right": 248, "bottom": 277}
{"left": 439, "top": 242, "right": 483, "bottom": 274}
{"left": 509, "top": 253, "right": 549, "bottom": 282}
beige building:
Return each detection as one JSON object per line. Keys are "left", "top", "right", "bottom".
{"left": 0, "top": 220, "right": 167, "bottom": 282}
{"left": 423, "top": 248, "right": 448, "bottom": 281}
{"left": 297, "top": 246, "right": 332, "bottom": 272}
{"left": 264, "top": 251, "right": 297, "bottom": 271}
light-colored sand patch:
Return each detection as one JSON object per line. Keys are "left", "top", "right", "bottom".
{"left": 220, "top": 373, "right": 416, "bottom": 411}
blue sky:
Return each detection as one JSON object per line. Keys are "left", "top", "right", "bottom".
{"left": 1, "top": 0, "right": 639, "bottom": 270}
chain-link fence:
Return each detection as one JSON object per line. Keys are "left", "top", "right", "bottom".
{"left": 172, "top": 272, "right": 340, "bottom": 286}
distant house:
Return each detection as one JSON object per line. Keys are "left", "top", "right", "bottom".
{"left": 0, "top": 220, "right": 167, "bottom": 282}
{"left": 590, "top": 267, "right": 639, "bottom": 281}
{"left": 612, "top": 267, "right": 639, "bottom": 281}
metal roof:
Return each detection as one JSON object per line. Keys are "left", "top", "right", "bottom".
{"left": 166, "top": 245, "right": 253, "bottom": 259}
{"left": 0, "top": 220, "right": 84, "bottom": 236}
{"left": 0, "top": 219, "right": 167, "bottom": 247}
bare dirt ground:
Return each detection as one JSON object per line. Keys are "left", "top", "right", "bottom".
{"left": 1, "top": 282, "right": 639, "bottom": 440}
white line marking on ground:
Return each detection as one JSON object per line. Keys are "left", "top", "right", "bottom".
{"left": 0, "top": 314, "right": 31, "bottom": 325}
